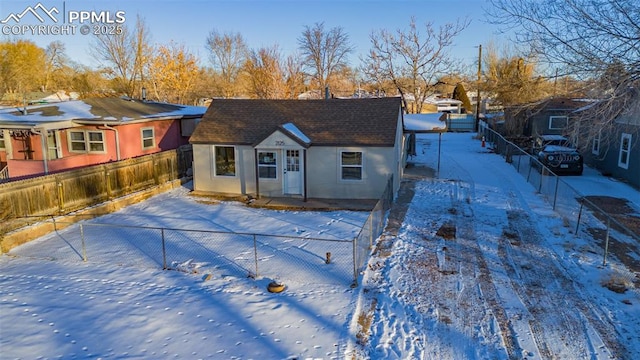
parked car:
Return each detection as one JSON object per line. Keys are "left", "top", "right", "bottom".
{"left": 530, "top": 135, "right": 583, "bottom": 175}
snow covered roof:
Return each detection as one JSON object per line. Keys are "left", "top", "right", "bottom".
{"left": 403, "top": 113, "right": 447, "bottom": 133}
{"left": 0, "top": 97, "right": 206, "bottom": 129}
{"left": 539, "top": 134, "right": 569, "bottom": 141}
{"left": 281, "top": 122, "right": 311, "bottom": 145}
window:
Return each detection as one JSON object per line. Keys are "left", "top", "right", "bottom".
{"left": 215, "top": 146, "right": 236, "bottom": 176}
{"left": 286, "top": 150, "right": 299, "bottom": 172}
{"left": 0, "top": 132, "right": 5, "bottom": 150}
{"left": 47, "top": 131, "right": 60, "bottom": 160}
{"left": 341, "top": 151, "right": 362, "bottom": 180}
{"left": 592, "top": 131, "right": 601, "bottom": 155}
{"left": 141, "top": 127, "right": 155, "bottom": 149}
{"left": 69, "top": 130, "right": 105, "bottom": 153}
{"left": 258, "top": 151, "right": 277, "bottom": 179}
{"left": 548, "top": 116, "right": 568, "bottom": 130}
{"left": 618, "top": 133, "right": 632, "bottom": 169}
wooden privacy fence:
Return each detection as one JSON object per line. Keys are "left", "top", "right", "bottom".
{"left": 0, "top": 145, "right": 193, "bottom": 233}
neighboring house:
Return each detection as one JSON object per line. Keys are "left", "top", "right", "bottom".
{"left": 189, "top": 97, "right": 406, "bottom": 200}
{"left": 427, "top": 97, "right": 463, "bottom": 114}
{"left": 579, "top": 97, "right": 640, "bottom": 189}
{"left": 297, "top": 90, "right": 323, "bottom": 100}
{"left": 504, "top": 97, "right": 586, "bottom": 138}
{"left": 0, "top": 97, "right": 206, "bottom": 180}
{"left": 1, "top": 90, "right": 77, "bottom": 106}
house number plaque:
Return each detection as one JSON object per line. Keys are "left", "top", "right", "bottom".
{"left": 275, "top": 140, "right": 285, "bottom": 146}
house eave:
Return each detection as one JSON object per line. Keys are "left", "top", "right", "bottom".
{"left": 73, "top": 115, "right": 198, "bottom": 126}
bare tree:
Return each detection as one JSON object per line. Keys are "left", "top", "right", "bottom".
{"left": 243, "top": 46, "right": 286, "bottom": 99}
{"left": 487, "top": 0, "right": 640, "bottom": 149}
{"left": 92, "top": 16, "right": 151, "bottom": 98}
{"left": 147, "top": 41, "right": 199, "bottom": 104}
{"left": 283, "top": 53, "right": 306, "bottom": 99}
{"left": 359, "top": 50, "right": 386, "bottom": 96}
{"left": 69, "top": 65, "right": 110, "bottom": 98}
{"left": 206, "top": 30, "right": 248, "bottom": 98}
{"left": 367, "top": 17, "right": 470, "bottom": 113}
{"left": 43, "top": 41, "right": 68, "bottom": 92}
{"left": 298, "top": 22, "right": 354, "bottom": 95}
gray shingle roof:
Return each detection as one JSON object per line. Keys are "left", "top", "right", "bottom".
{"left": 190, "top": 97, "right": 402, "bottom": 147}
{"left": 0, "top": 97, "right": 205, "bottom": 127}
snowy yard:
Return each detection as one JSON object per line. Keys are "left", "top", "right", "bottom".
{"left": 2, "top": 132, "right": 640, "bottom": 359}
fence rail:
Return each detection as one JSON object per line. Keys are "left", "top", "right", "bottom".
{"left": 479, "top": 122, "right": 639, "bottom": 265}
{"left": 8, "top": 175, "right": 395, "bottom": 286}
{"left": 10, "top": 221, "right": 356, "bottom": 285}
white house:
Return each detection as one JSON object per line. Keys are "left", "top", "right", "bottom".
{"left": 189, "top": 98, "right": 406, "bottom": 200}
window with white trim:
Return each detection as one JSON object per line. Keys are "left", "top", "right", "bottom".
{"left": 618, "top": 133, "right": 632, "bottom": 169}
{"left": 341, "top": 151, "right": 363, "bottom": 180}
{"left": 548, "top": 116, "right": 568, "bottom": 130}
{"left": 141, "top": 127, "right": 155, "bottom": 150}
{"left": 68, "top": 130, "right": 105, "bottom": 153}
{"left": 258, "top": 151, "right": 277, "bottom": 179}
{"left": 0, "top": 132, "right": 5, "bottom": 150}
{"left": 214, "top": 146, "right": 236, "bottom": 176}
{"left": 592, "top": 130, "right": 601, "bottom": 155}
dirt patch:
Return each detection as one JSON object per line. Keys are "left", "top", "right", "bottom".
{"left": 586, "top": 228, "right": 640, "bottom": 286}
{"left": 583, "top": 196, "right": 637, "bottom": 215}
{"left": 355, "top": 298, "right": 378, "bottom": 346}
{"left": 582, "top": 195, "right": 640, "bottom": 285}
{"left": 582, "top": 196, "right": 640, "bottom": 236}
{"left": 436, "top": 221, "right": 456, "bottom": 240}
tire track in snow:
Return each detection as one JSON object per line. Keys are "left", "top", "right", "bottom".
{"left": 449, "top": 180, "right": 524, "bottom": 360}
{"left": 445, "top": 153, "right": 588, "bottom": 359}
{"left": 450, "top": 147, "right": 625, "bottom": 359}
{"left": 502, "top": 195, "right": 626, "bottom": 359}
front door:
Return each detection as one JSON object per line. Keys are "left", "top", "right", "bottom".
{"left": 284, "top": 149, "right": 302, "bottom": 194}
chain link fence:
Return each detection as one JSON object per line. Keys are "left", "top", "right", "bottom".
{"left": 479, "top": 122, "right": 640, "bottom": 266}
{"left": 9, "top": 222, "right": 357, "bottom": 285}
{"left": 8, "top": 176, "right": 395, "bottom": 286}
{"left": 353, "top": 175, "right": 394, "bottom": 283}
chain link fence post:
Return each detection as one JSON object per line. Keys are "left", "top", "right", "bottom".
{"left": 161, "top": 228, "right": 167, "bottom": 270}
{"left": 253, "top": 234, "right": 259, "bottom": 278}
{"left": 80, "top": 224, "right": 87, "bottom": 262}
{"left": 603, "top": 218, "right": 611, "bottom": 266}
{"left": 369, "top": 215, "right": 374, "bottom": 249}
{"left": 552, "top": 175, "right": 560, "bottom": 210}
{"left": 575, "top": 199, "right": 584, "bottom": 235}
{"left": 352, "top": 236, "right": 358, "bottom": 287}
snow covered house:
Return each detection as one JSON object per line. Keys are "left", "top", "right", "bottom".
{"left": 189, "top": 97, "right": 406, "bottom": 200}
{"left": 0, "top": 97, "right": 205, "bottom": 180}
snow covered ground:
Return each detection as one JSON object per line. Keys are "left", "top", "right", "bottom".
{"left": 1, "top": 132, "right": 639, "bottom": 359}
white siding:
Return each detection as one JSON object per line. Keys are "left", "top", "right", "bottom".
{"left": 306, "top": 146, "right": 394, "bottom": 199}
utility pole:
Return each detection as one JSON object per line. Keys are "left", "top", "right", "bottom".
{"left": 475, "top": 44, "right": 482, "bottom": 132}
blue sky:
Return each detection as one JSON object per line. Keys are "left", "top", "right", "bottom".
{"left": 1, "top": 0, "right": 508, "bottom": 73}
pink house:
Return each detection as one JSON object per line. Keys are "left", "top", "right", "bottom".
{"left": 0, "top": 97, "right": 205, "bottom": 180}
